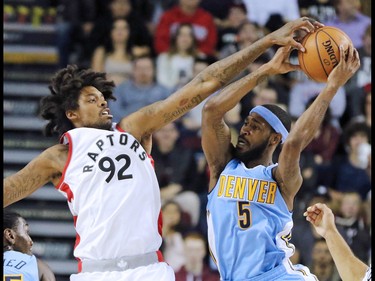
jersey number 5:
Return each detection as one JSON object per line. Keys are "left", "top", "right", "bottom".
{"left": 98, "top": 154, "right": 133, "bottom": 183}
{"left": 237, "top": 201, "right": 252, "bottom": 229}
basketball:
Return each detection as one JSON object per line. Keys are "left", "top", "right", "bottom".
{"left": 298, "top": 26, "right": 352, "bottom": 83}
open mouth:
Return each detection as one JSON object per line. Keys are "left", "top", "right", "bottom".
{"left": 101, "top": 108, "right": 113, "bottom": 118}
{"left": 237, "top": 136, "right": 248, "bottom": 147}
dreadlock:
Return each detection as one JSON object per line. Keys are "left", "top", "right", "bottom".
{"left": 39, "top": 64, "right": 116, "bottom": 137}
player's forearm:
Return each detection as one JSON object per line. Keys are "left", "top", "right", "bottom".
{"left": 3, "top": 177, "right": 34, "bottom": 207}
{"left": 200, "top": 35, "right": 273, "bottom": 90}
{"left": 286, "top": 85, "right": 338, "bottom": 150}
{"left": 204, "top": 65, "right": 270, "bottom": 116}
{"left": 324, "top": 229, "right": 368, "bottom": 281}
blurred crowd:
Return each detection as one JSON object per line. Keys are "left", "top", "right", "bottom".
{"left": 4, "top": 0, "right": 371, "bottom": 280}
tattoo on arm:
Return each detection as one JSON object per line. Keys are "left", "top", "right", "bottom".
{"left": 163, "top": 95, "right": 203, "bottom": 123}
{"left": 5, "top": 173, "right": 43, "bottom": 203}
{"left": 256, "top": 74, "right": 268, "bottom": 85}
{"left": 213, "top": 122, "right": 228, "bottom": 143}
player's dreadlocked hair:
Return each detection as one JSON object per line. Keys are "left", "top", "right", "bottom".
{"left": 262, "top": 104, "right": 291, "bottom": 133}
{"left": 39, "top": 64, "right": 116, "bottom": 137}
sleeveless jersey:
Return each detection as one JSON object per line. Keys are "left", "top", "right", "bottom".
{"left": 3, "top": 250, "right": 39, "bottom": 281}
{"left": 57, "top": 124, "right": 162, "bottom": 266}
{"left": 207, "top": 159, "right": 297, "bottom": 280}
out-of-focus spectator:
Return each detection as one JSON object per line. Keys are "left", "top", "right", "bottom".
{"left": 290, "top": 187, "right": 333, "bottom": 266}
{"left": 324, "top": 0, "right": 371, "bottom": 48}
{"left": 343, "top": 24, "right": 371, "bottom": 123}
{"left": 81, "top": 0, "right": 153, "bottom": 67}
{"left": 152, "top": 122, "right": 201, "bottom": 228}
{"left": 175, "top": 232, "right": 220, "bottom": 281}
{"left": 55, "top": 0, "right": 97, "bottom": 68}
{"left": 156, "top": 23, "right": 199, "bottom": 90}
{"left": 335, "top": 192, "right": 371, "bottom": 263}
{"left": 303, "top": 96, "right": 341, "bottom": 166}
{"left": 309, "top": 239, "right": 341, "bottom": 281}
{"left": 298, "top": 0, "right": 336, "bottom": 23}
{"left": 362, "top": 83, "right": 372, "bottom": 128}
{"left": 131, "top": 0, "right": 178, "bottom": 35}
{"left": 218, "top": 20, "right": 261, "bottom": 59}
{"left": 161, "top": 200, "right": 188, "bottom": 272}
{"left": 242, "top": 0, "right": 300, "bottom": 27}
{"left": 200, "top": 0, "right": 237, "bottom": 24}
{"left": 154, "top": 0, "right": 218, "bottom": 56}
{"left": 91, "top": 18, "right": 133, "bottom": 86}
{"left": 325, "top": 121, "right": 371, "bottom": 201}
{"left": 213, "top": 2, "right": 249, "bottom": 52}
{"left": 288, "top": 80, "right": 346, "bottom": 130}
{"left": 110, "top": 55, "right": 172, "bottom": 120}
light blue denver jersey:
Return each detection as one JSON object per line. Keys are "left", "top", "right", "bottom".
{"left": 3, "top": 250, "right": 39, "bottom": 281}
{"left": 207, "top": 159, "right": 311, "bottom": 281}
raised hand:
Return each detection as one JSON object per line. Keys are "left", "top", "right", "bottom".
{"left": 327, "top": 44, "right": 361, "bottom": 88}
{"left": 268, "top": 17, "right": 324, "bottom": 52}
{"left": 265, "top": 46, "right": 301, "bottom": 75}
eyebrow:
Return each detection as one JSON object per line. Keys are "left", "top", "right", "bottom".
{"left": 247, "top": 115, "right": 265, "bottom": 126}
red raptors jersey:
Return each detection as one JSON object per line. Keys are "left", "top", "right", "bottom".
{"left": 57, "top": 125, "right": 162, "bottom": 264}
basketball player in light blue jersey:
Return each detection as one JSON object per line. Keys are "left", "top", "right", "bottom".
{"left": 201, "top": 40, "right": 360, "bottom": 279}
{"left": 4, "top": 211, "right": 56, "bottom": 281}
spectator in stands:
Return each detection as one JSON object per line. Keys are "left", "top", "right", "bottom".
{"left": 175, "top": 232, "right": 220, "bottom": 281}
{"left": 4, "top": 210, "right": 56, "bottom": 281}
{"left": 288, "top": 81, "right": 346, "bottom": 130}
{"left": 303, "top": 96, "right": 341, "bottom": 165}
{"left": 290, "top": 187, "right": 333, "bottom": 266}
{"left": 55, "top": 0, "right": 97, "bottom": 68}
{"left": 200, "top": 0, "right": 237, "bottom": 25}
{"left": 215, "top": 2, "right": 249, "bottom": 53}
{"left": 242, "top": 0, "right": 300, "bottom": 27}
{"left": 110, "top": 55, "right": 173, "bottom": 120}
{"left": 154, "top": 0, "right": 218, "bottom": 56}
{"left": 324, "top": 0, "right": 371, "bottom": 49}
{"left": 91, "top": 18, "right": 133, "bottom": 86}
{"left": 218, "top": 20, "right": 262, "bottom": 59}
{"left": 335, "top": 192, "right": 371, "bottom": 263}
{"left": 358, "top": 84, "right": 372, "bottom": 128}
{"left": 156, "top": 23, "right": 199, "bottom": 90}
{"left": 161, "top": 200, "right": 188, "bottom": 272}
{"left": 298, "top": 0, "right": 336, "bottom": 23}
{"left": 309, "top": 239, "right": 341, "bottom": 281}
{"left": 131, "top": 0, "right": 178, "bottom": 36}
{"left": 327, "top": 121, "right": 371, "bottom": 201}
{"left": 81, "top": 0, "right": 153, "bottom": 67}
{"left": 343, "top": 24, "right": 371, "bottom": 123}
{"left": 152, "top": 122, "right": 201, "bottom": 228}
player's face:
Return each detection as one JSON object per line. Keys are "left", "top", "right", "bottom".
{"left": 234, "top": 113, "right": 273, "bottom": 162}
{"left": 13, "top": 217, "right": 33, "bottom": 255}
{"left": 70, "top": 86, "right": 113, "bottom": 130}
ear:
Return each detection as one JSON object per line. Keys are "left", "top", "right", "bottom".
{"left": 66, "top": 110, "right": 78, "bottom": 121}
{"left": 4, "top": 228, "right": 15, "bottom": 244}
{"left": 270, "top": 133, "right": 282, "bottom": 145}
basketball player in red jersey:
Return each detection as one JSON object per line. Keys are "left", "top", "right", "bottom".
{"left": 4, "top": 17, "right": 323, "bottom": 281}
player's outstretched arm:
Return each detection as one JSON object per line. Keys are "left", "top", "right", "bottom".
{"left": 304, "top": 203, "right": 369, "bottom": 281}
{"left": 119, "top": 17, "right": 323, "bottom": 141}
{"left": 3, "top": 144, "right": 68, "bottom": 208}
{"left": 275, "top": 44, "right": 360, "bottom": 200}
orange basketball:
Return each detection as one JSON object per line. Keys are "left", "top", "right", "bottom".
{"left": 298, "top": 26, "right": 352, "bottom": 83}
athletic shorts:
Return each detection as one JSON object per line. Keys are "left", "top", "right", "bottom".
{"left": 70, "top": 262, "right": 175, "bottom": 281}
